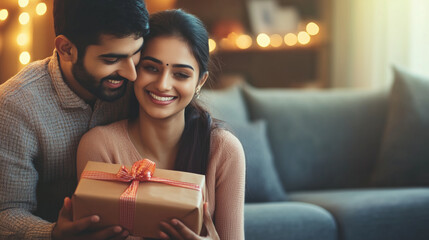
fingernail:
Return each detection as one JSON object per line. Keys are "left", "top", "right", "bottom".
{"left": 113, "top": 226, "right": 122, "bottom": 233}
{"left": 159, "top": 231, "right": 168, "bottom": 238}
{"left": 91, "top": 215, "right": 100, "bottom": 223}
{"left": 171, "top": 219, "right": 178, "bottom": 225}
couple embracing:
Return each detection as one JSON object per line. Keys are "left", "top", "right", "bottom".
{"left": 0, "top": 0, "right": 244, "bottom": 239}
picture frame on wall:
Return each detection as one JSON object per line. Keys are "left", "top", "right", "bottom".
{"left": 247, "top": 0, "right": 277, "bottom": 34}
{"left": 247, "top": 0, "right": 300, "bottom": 35}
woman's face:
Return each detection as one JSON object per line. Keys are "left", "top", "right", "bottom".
{"left": 134, "top": 36, "right": 206, "bottom": 120}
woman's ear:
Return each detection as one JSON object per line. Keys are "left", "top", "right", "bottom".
{"left": 197, "top": 72, "right": 209, "bottom": 89}
{"left": 55, "top": 35, "right": 78, "bottom": 63}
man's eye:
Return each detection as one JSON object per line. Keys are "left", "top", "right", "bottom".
{"left": 103, "top": 58, "right": 119, "bottom": 64}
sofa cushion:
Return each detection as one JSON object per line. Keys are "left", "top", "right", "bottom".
{"left": 245, "top": 202, "right": 337, "bottom": 240}
{"left": 200, "top": 85, "right": 248, "bottom": 124}
{"left": 243, "top": 86, "right": 388, "bottom": 191}
{"left": 229, "top": 120, "right": 287, "bottom": 202}
{"left": 289, "top": 188, "right": 429, "bottom": 240}
{"left": 372, "top": 66, "right": 429, "bottom": 186}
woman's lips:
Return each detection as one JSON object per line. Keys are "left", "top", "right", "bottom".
{"left": 147, "top": 91, "right": 176, "bottom": 105}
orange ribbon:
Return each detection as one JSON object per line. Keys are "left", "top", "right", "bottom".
{"left": 80, "top": 159, "right": 201, "bottom": 231}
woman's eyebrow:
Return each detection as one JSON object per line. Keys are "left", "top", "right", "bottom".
{"left": 141, "top": 56, "right": 162, "bottom": 64}
{"left": 142, "top": 56, "right": 194, "bottom": 71}
{"left": 172, "top": 64, "right": 194, "bottom": 71}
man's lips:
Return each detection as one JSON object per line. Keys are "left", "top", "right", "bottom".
{"left": 103, "top": 79, "right": 125, "bottom": 89}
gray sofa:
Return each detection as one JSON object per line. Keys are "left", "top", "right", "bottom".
{"left": 200, "top": 66, "right": 429, "bottom": 240}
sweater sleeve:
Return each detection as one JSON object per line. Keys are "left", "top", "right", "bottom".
{"left": 0, "top": 98, "right": 55, "bottom": 240}
{"left": 76, "top": 126, "right": 115, "bottom": 180}
{"left": 211, "top": 130, "right": 246, "bottom": 240}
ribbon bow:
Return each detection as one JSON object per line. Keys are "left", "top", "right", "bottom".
{"left": 81, "top": 159, "right": 201, "bottom": 231}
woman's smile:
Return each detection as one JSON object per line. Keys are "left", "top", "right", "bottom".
{"left": 147, "top": 90, "right": 177, "bottom": 105}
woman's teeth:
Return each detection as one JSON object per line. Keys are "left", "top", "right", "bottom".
{"left": 149, "top": 92, "right": 174, "bottom": 101}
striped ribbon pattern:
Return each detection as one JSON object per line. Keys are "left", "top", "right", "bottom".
{"left": 80, "top": 159, "right": 201, "bottom": 232}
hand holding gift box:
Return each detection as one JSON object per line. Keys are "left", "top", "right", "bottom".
{"left": 72, "top": 159, "right": 205, "bottom": 239}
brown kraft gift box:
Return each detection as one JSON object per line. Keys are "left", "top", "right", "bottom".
{"left": 72, "top": 161, "right": 205, "bottom": 239}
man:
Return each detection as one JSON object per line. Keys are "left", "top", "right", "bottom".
{"left": 0, "top": 0, "right": 149, "bottom": 239}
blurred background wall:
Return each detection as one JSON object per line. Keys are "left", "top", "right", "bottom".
{"left": 1, "top": 0, "right": 428, "bottom": 89}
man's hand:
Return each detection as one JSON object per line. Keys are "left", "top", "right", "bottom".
{"left": 52, "top": 197, "right": 129, "bottom": 240}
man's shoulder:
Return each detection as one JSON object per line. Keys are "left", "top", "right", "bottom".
{"left": 0, "top": 57, "right": 52, "bottom": 102}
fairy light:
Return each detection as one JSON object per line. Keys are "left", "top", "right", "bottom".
{"left": 306, "top": 22, "right": 320, "bottom": 35}
{"left": 256, "top": 33, "right": 270, "bottom": 48}
{"left": 18, "top": 0, "right": 30, "bottom": 8}
{"left": 208, "top": 38, "right": 216, "bottom": 52}
{"left": 284, "top": 33, "right": 298, "bottom": 46}
{"left": 0, "top": 9, "right": 8, "bottom": 21}
{"left": 17, "top": 33, "right": 29, "bottom": 46}
{"left": 9, "top": 1, "right": 50, "bottom": 65}
{"left": 19, "top": 51, "right": 31, "bottom": 65}
{"left": 235, "top": 34, "right": 252, "bottom": 49}
{"left": 19, "top": 12, "right": 30, "bottom": 25}
{"left": 270, "top": 34, "right": 283, "bottom": 47}
{"left": 36, "top": 3, "right": 47, "bottom": 16}
{"left": 297, "top": 31, "right": 311, "bottom": 45}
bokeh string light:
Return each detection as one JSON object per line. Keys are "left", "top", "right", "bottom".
{"left": 1, "top": 1, "right": 48, "bottom": 65}
{"left": 0, "top": 9, "right": 8, "bottom": 21}
{"left": 208, "top": 21, "right": 321, "bottom": 52}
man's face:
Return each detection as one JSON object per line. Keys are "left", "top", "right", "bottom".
{"left": 72, "top": 34, "right": 144, "bottom": 102}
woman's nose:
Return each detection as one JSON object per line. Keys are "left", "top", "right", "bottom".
{"left": 155, "top": 71, "right": 172, "bottom": 91}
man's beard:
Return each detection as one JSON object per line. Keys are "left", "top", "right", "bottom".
{"left": 71, "top": 58, "right": 128, "bottom": 102}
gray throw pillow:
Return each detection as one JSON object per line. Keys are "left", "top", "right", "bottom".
{"left": 229, "top": 120, "right": 287, "bottom": 202}
{"left": 372, "top": 66, "right": 429, "bottom": 186}
{"left": 200, "top": 85, "right": 248, "bottom": 124}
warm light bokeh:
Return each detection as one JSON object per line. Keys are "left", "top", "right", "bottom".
{"left": 256, "top": 33, "right": 270, "bottom": 48}
{"left": 18, "top": 0, "right": 30, "bottom": 8}
{"left": 236, "top": 34, "right": 252, "bottom": 49}
{"left": 297, "top": 31, "right": 310, "bottom": 45}
{"left": 0, "top": 9, "right": 8, "bottom": 21}
{"left": 208, "top": 38, "right": 216, "bottom": 52}
{"left": 19, "top": 51, "right": 31, "bottom": 65}
{"left": 284, "top": 33, "right": 298, "bottom": 46}
{"left": 270, "top": 34, "right": 283, "bottom": 47}
{"left": 17, "top": 33, "right": 29, "bottom": 46}
{"left": 306, "top": 22, "right": 320, "bottom": 35}
{"left": 36, "top": 3, "right": 47, "bottom": 16}
{"left": 19, "top": 12, "right": 30, "bottom": 25}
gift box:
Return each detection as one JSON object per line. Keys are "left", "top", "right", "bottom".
{"left": 72, "top": 160, "right": 205, "bottom": 239}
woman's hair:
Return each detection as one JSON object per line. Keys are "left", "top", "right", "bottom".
{"left": 139, "top": 9, "right": 217, "bottom": 174}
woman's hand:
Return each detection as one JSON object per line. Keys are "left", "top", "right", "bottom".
{"left": 52, "top": 197, "right": 129, "bottom": 240}
{"left": 159, "top": 202, "right": 220, "bottom": 240}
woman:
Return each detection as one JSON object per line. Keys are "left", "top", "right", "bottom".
{"left": 76, "top": 9, "right": 245, "bottom": 240}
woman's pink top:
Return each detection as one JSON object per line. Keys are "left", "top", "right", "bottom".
{"left": 76, "top": 119, "right": 245, "bottom": 240}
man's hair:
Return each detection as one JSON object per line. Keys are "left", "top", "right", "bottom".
{"left": 54, "top": 0, "right": 149, "bottom": 57}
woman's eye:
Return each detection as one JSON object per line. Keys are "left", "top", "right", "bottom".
{"left": 174, "top": 72, "right": 190, "bottom": 79}
{"left": 143, "top": 65, "right": 158, "bottom": 72}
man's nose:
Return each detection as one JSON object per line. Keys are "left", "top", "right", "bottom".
{"left": 118, "top": 58, "right": 137, "bottom": 81}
